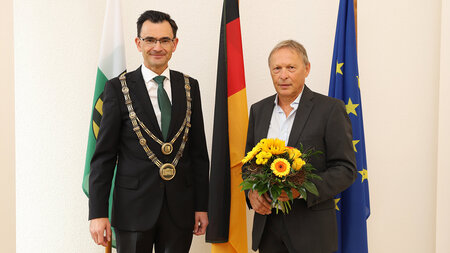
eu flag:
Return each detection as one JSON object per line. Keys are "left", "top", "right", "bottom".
{"left": 328, "top": 0, "right": 370, "bottom": 252}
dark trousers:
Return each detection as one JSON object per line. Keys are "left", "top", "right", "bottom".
{"left": 258, "top": 211, "right": 297, "bottom": 253}
{"left": 115, "top": 199, "right": 193, "bottom": 253}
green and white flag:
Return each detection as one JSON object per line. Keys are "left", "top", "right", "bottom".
{"left": 82, "top": 0, "right": 125, "bottom": 247}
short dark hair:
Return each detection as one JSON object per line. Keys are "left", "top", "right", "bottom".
{"left": 137, "top": 10, "right": 178, "bottom": 38}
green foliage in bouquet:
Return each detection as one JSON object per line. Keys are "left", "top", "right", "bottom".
{"left": 241, "top": 138, "right": 322, "bottom": 214}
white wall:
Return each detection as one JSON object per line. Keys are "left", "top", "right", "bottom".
{"left": 14, "top": 0, "right": 448, "bottom": 252}
{"left": 359, "top": 0, "right": 441, "bottom": 252}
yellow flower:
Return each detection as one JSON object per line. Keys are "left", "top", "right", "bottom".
{"left": 257, "top": 151, "right": 272, "bottom": 159}
{"left": 255, "top": 151, "right": 272, "bottom": 165}
{"left": 242, "top": 145, "right": 262, "bottom": 164}
{"left": 261, "top": 138, "right": 287, "bottom": 155}
{"left": 256, "top": 158, "right": 266, "bottom": 165}
{"left": 292, "top": 158, "right": 306, "bottom": 171}
{"left": 287, "top": 148, "right": 302, "bottom": 160}
{"left": 270, "top": 158, "right": 291, "bottom": 177}
{"left": 242, "top": 153, "right": 253, "bottom": 164}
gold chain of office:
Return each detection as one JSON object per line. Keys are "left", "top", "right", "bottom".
{"left": 119, "top": 72, "right": 192, "bottom": 181}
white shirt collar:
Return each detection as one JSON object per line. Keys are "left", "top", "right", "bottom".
{"left": 274, "top": 87, "right": 304, "bottom": 112}
{"left": 141, "top": 64, "right": 171, "bottom": 84}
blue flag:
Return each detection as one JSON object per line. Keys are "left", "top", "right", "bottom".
{"left": 328, "top": 0, "right": 370, "bottom": 252}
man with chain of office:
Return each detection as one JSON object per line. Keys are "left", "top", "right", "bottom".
{"left": 88, "top": 10, "right": 210, "bottom": 253}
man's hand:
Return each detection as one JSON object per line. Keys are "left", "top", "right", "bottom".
{"left": 248, "top": 190, "right": 272, "bottom": 215}
{"left": 277, "top": 188, "right": 301, "bottom": 201}
{"left": 193, "top": 212, "right": 208, "bottom": 236}
{"left": 89, "top": 218, "right": 111, "bottom": 247}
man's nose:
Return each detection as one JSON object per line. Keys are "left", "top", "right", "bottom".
{"left": 153, "top": 41, "right": 164, "bottom": 51}
{"left": 280, "top": 69, "right": 288, "bottom": 79}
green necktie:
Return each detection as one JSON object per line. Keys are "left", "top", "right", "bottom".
{"left": 154, "top": 75, "right": 171, "bottom": 141}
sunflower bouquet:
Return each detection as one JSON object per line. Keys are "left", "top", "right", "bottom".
{"left": 241, "top": 138, "right": 322, "bottom": 214}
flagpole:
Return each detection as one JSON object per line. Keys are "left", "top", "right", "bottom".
{"left": 354, "top": 0, "right": 357, "bottom": 45}
{"left": 106, "top": 241, "right": 111, "bottom": 253}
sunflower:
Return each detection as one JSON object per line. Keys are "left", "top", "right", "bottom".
{"left": 255, "top": 151, "right": 272, "bottom": 165}
{"left": 261, "top": 138, "right": 287, "bottom": 155}
{"left": 270, "top": 158, "right": 291, "bottom": 177}
{"left": 292, "top": 158, "right": 306, "bottom": 171}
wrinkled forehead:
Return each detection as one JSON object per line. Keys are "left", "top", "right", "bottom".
{"left": 269, "top": 47, "right": 304, "bottom": 66}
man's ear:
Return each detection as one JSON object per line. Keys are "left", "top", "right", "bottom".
{"left": 135, "top": 37, "right": 142, "bottom": 52}
{"left": 171, "top": 38, "right": 179, "bottom": 52}
{"left": 305, "top": 63, "right": 311, "bottom": 77}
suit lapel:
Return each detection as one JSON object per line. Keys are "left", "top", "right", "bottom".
{"left": 167, "top": 70, "right": 186, "bottom": 139}
{"left": 256, "top": 95, "right": 276, "bottom": 142}
{"left": 287, "top": 85, "right": 314, "bottom": 147}
{"left": 126, "top": 66, "right": 163, "bottom": 139}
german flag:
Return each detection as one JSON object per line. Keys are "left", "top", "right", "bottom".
{"left": 205, "top": 0, "right": 248, "bottom": 252}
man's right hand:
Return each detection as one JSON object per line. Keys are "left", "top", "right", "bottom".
{"left": 89, "top": 218, "right": 111, "bottom": 247}
{"left": 248, "top": 190, "right": 272, "bottom": 215}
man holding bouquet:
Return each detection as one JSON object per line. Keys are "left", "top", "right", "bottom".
{"left": 245, "top": 40, "right": 357, "bottom": 253}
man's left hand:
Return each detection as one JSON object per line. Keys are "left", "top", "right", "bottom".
{"left": 193, "top": 212, "right": 208, "bottom": 236}
{"left": 277, "top": 188, "right": 301, "bottom": 201}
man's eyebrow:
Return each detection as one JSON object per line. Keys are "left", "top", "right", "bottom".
{"left": 141, "top": 36, "right": 172, "bottom": 39}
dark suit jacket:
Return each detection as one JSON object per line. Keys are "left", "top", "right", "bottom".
{"left": 89, "top": 66, "right": 209, "bottom": 231}
{"left": 245, "top": 86, "right": 357, "bottom": 252}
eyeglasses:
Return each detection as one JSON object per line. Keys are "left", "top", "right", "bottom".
{"left": 139, "top": 37, "right": 175, "bottom": 47}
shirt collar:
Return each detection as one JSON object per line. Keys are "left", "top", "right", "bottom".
{"left": 141, "top": 64, "right": 171, "bottom": 84}
{"left": 274, "top": 88, "right": 304, "bottom": 112}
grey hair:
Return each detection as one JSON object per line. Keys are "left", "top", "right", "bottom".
{"left": 268, "top": 40, "right": 310, "bottom": 66}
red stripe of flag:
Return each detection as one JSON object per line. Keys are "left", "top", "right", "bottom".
{"left": 227, "top": 18, "right": 246, "bottom": 97}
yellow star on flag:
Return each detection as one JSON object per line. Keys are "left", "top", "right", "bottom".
{"left": 346, "top": 98, "right": 359, "bottom": 116}
{"left": 359, "top": 168, "right": 368, "bottom": 183}
{"left": 352, "top": 140, "right": 360, "bottom": 152}
{"left": 336, "top": 61, "right": 344, "bottom": 75}
{"left": 335, "top": 198, "right": 341, "bottom": 211}
{"left": 357, "top": 75, "right": 360, "bottom": 88}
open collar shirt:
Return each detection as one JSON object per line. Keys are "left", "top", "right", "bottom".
{"left": 267, "top": 88, "right": 304, "bottom": 145}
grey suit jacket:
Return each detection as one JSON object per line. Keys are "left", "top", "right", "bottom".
{"left": 245, "top": 85, "right": 357, "bottom": 252}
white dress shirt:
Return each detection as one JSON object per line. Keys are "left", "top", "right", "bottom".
{"left": 267, "top": 90, "right": 304, "bottom": 145}
{"left": 141, "top": 65, "right": 172, "bottom": 130}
